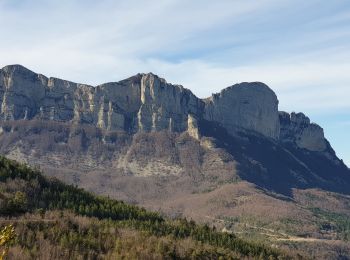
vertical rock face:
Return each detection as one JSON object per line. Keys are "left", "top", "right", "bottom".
{"left": 93, "top": 75, "right": 143, "bottom": 131}
{"left": 279, "top": 112, "right": 327, "bottom": 152}
{"left": 137, "top": 73, "right": 203, "bottom": 132}
{"left": 204, "top": 82, "right": 280, "bottom": 139}
{"left": 1, "top": 65, "right": 47, "bottom": 120}
{"left": 0, "top": 65, "right": 91, "bottom": 123}
{"left": 0, "top": 65, "right": 142, "bottom": 131}
{"left": 0, "top": 66, "right": 204, "bottom": 134}
{"left": 0, "top": 65, "right": 331, "bottom": 153}
{"left": 187, "top": 114, "right": 200, "bottom": 139}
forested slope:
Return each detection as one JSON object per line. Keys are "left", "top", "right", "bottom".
{"left": 0, "top": 156, "right": 297, "bottom": 259}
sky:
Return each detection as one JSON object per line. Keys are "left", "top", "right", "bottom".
{"left": 0, "top": 0, "right": 349, "bottom": 166}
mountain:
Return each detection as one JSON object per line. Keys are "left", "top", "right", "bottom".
{"left": 0, "top": 64, "right": 350, "bottom": 258}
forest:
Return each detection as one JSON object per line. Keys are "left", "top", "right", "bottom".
{"left": 0, "top": 156, "right": 299, "bottom": 259}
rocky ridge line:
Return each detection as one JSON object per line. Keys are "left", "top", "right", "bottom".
{"left": 0, "top": 64, "right": 328, "bottom": 152}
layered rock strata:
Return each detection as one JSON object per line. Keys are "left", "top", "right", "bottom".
{"left": 279, "top": 112, "right": 327, "bottom": 151}
{"left": 204, "top": 82, "right": 280, "bottom": 139}
{"left": 0, "top": 64, "right": 329, "bottom": 152}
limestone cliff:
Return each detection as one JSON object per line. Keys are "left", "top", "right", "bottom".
{"left": 279, "top": 111, "right": 327, "bottom": 152}
{"left": 137, "top": 73, "right": 203, "bottom": 132}
{"left": 0, "top": 64, "right": 331, "bottom": 153}
{"left": 0, "top": 65, "right": 203, "bottom": 134}
{"left": 204, "top": 82, "right": 280, "bottom": 139}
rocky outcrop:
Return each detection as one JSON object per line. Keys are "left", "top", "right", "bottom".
{"left": 0, "top": 65, "right": 330, "bottom": 153}
{"left": 137, "top": 73, "right": 203, "bottom": 132}
{"left": 204, "top": 82, "right": 280, "bottom": 139}
{"left": 93, "top": 75, "right": 143, "bottom": 131}
{"left": 279, "top": 111, "right": 327, "bottom": 152}
{"left": 0, "top": 66, "right": 204, "bottom": 134}
{"left": 1, "top": 65, "right": 89, "bottom": 123}
{"left": 187, "top": 114, "right": 200, "bottom": 140}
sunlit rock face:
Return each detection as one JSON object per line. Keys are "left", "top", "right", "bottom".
{"left": 203, "top": 82, "right": 280, "bottom": 139}
{"left": 137, "top": 73, "right": 203, "bottom": 132}
{"left": 279, "top": 111, "right": 327, "bottom": 152}
{"left": 187, "top": 114, "right": 200, "bottom": 140}
{"left": 0, "top": 64, "right": 331, "bottom": 153}
{"left": 0, "top": 65, "right": 141, "bottom": 131}
{"left": 0, "top": 65, "right": 90, "bottom": 123}
{"left": 0, "top": 66, "right": 203, "bottom": 134}
{"left": 1, "top": 65, "right": 48, "bottom": 120}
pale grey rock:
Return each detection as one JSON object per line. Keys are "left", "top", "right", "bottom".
{"left": 0, "top": 65, "right": 134, "bottom": 131}
{"left": 279, "top": 112, "right": 327, "bottom": 152}
{"left": 96, "top": 74, "right": 143, "bottom": 131}
{"left": 187, "top": 114, "right": 200, "bottom": 139}
{"left": 137, "top": 73, "right": 203, "bottom": 132}
{"left": 204, "top": 82, "right": 280, "bottom": 139}
{"left": 0, "top": 67, "right": 205, "bottom": 134}
{"left": 1, "top": 65, "right": 46, "bottom": 120}
{"left": 0, "top": 65, "right": 331, "bottom": 153}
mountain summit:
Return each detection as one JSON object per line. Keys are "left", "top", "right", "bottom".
{"left": 0, "top": 64, "right": 330, "bottom": 149}
{"left": 0, "top": 65, "right": 348, "bottom": 193}
{"left": 1, "top": 64, "right": 350, "bottom": 258}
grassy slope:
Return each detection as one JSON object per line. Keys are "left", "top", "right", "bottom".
{"left": 0, "top": 156, "right": 296, "bottom": 259}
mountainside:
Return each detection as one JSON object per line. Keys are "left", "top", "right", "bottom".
{"left": 0, "top": 64, "right": 328, "bottom": 143}
{"left": 0, "top": 156, "right": 291, "bottom": 259}
{"left": 1, "top": 64, "right": 350, "bottom": 259}
{"left": 0, "top": 64, "right": 348, "bottom": 192}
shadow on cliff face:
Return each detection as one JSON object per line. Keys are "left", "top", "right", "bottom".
{"left": 1, "top": 119, "right": 349, "bottom": 198}
{"left": 200, "top": 120, "right": 350, "bottom": 197}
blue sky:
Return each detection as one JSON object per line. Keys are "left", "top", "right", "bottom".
{"left": 0, "top": 0, "right": 349, "bottom": 166}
